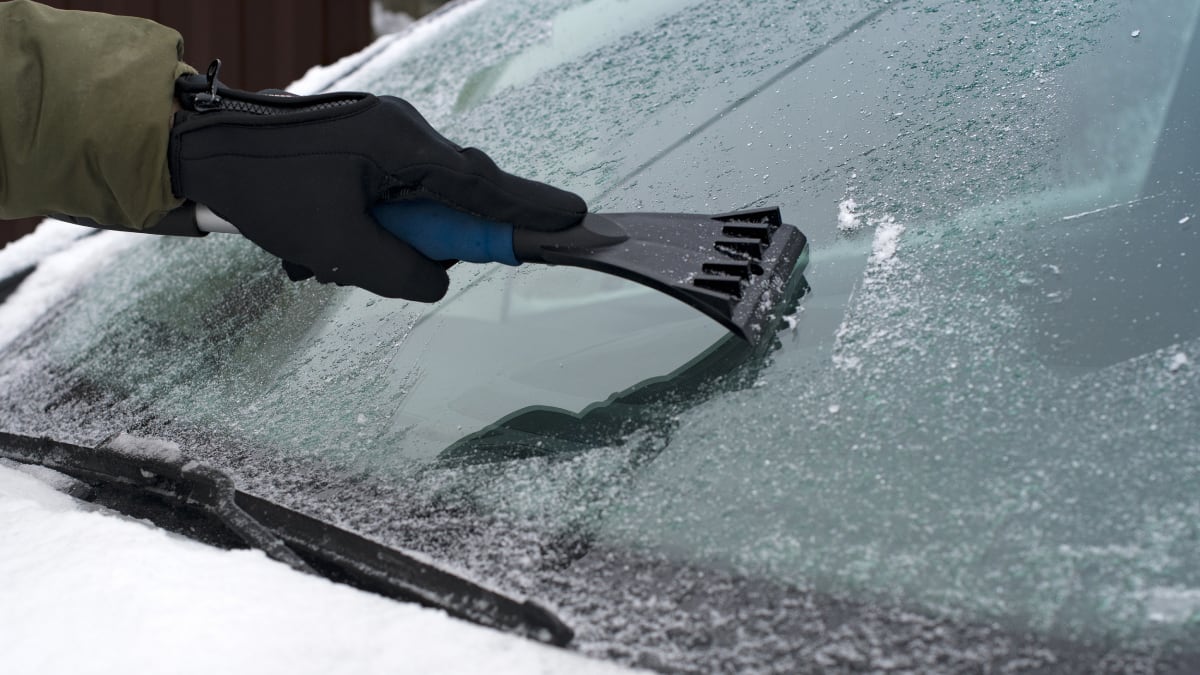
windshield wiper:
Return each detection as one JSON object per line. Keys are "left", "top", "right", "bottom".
{"left": 0, "top": 430, "right": 573, "bottom": 646}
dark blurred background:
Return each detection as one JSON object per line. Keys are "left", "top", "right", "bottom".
{"left": 1, "top": 0, "right": 450, "bottom": 245}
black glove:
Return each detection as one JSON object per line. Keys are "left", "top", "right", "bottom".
{"left": 169, "top": 61, "right": 586, "bottom": 301}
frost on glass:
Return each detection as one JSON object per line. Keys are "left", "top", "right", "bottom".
{"left": 352, "top": 0, "right": 892, "bottom": 204}
{"left": 2, "top": 0, "right": 1199, "bottom": 671}
{"left": 349, "top": 0, "right": 1199, "bottom": 664}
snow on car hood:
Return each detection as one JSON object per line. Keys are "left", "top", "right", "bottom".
{"left": 0, "top": 461, "right": 633, "bottom": 675}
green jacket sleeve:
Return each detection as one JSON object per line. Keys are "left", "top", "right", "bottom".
{"left": 0, "top": 0, "right": 195, "bottom": 229}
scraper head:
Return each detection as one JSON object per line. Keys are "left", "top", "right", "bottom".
{"left": 512, "top": 207, "right": 808, "bottom": 344}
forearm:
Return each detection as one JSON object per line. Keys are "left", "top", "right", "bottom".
{"left": 0, "top": 0, "right": 194, "bottom": 229}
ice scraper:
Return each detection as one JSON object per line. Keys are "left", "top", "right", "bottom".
{"left": 196, "top": 200, "right": 808, "bottom": 345}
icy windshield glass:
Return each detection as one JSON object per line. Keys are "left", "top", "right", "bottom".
{"left": 2, "top": 0, "right": 1198, "bottom": 670}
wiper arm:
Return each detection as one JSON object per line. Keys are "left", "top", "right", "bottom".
{"left": 0, "top": 430, "right": 573, "bottom": 646}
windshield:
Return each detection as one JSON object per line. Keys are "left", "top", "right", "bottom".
{"left": 2, "top": 0, "right": 1198, "bottom": 670}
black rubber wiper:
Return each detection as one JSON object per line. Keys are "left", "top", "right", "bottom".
{"left": 0, "top": 430, "right": 573, "bottom": 646}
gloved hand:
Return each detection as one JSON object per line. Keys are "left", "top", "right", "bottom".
{"left": 169, "top": 61, "right": 586, "bottom": 301}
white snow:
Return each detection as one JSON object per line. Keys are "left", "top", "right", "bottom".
{"left": 0, "top": 218, "right": 91, "bottom": 281}
{"left": 837, "top": 197, "right": 863, "bottom": 232}
{"left": 1168, "top": 350, "right": 1190, "bottom": 372}
{"left": 782, "top": 310, "right": 801, "bottom": 331}
{"left": 286, "top": 35, "right": 394, "bottom": 95}
{"left": 329, "top": 0, "right": 486, "bottom": 91}
{"left": 0, "top": 225, "right": 143, "bottom": 350}
{"left": 103, "top": 432, "right": 184, "bottom": 463}
{"left": 0, "top": 462, "right": 634, "bottom": 675}
{"left": 867, "top": 216, "right": 905, "bottom": 267}
{"left": 285, "top": 0, "right": 463, "bottom": 95}
{"left": 0, "top": 459, "right": 86, "bottom": 496}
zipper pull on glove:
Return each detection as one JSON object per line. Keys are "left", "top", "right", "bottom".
{"left": 169, "top": 61, "right": 587, "bottom": 301}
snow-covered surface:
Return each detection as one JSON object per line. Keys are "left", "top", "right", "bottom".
{"left": 866, "top": 215, "right": 904, "bottom": 268}
{"left": 104, "top": 432, "right": 184, "bottom": 462}
{"left": 0, "top": 223, "right": 141, "bottom": 350}
{"left": 286, "top": 37, "right": 392, "bottom": 96}
{"left": 0, "top": 462, "right": 632, "bottom": 675}
{"left": 836, "top": 197, "right": 862, "bottom": 232}
{"left": 286, "top": 1, "right": 471, "bottom": 95}
{"left": 304, "top": 0, "right": 483, "bottom": 97}
{"left": 0, "top": 219, "right": 90, "bottom": 280}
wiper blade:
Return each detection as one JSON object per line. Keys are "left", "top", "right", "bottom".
{"left": 0, "top": 430, "right": 573, "bottom": 646}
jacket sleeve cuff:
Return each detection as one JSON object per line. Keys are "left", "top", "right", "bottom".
{"left": 0, "top": 0, "right": 197, "bottom": 230}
